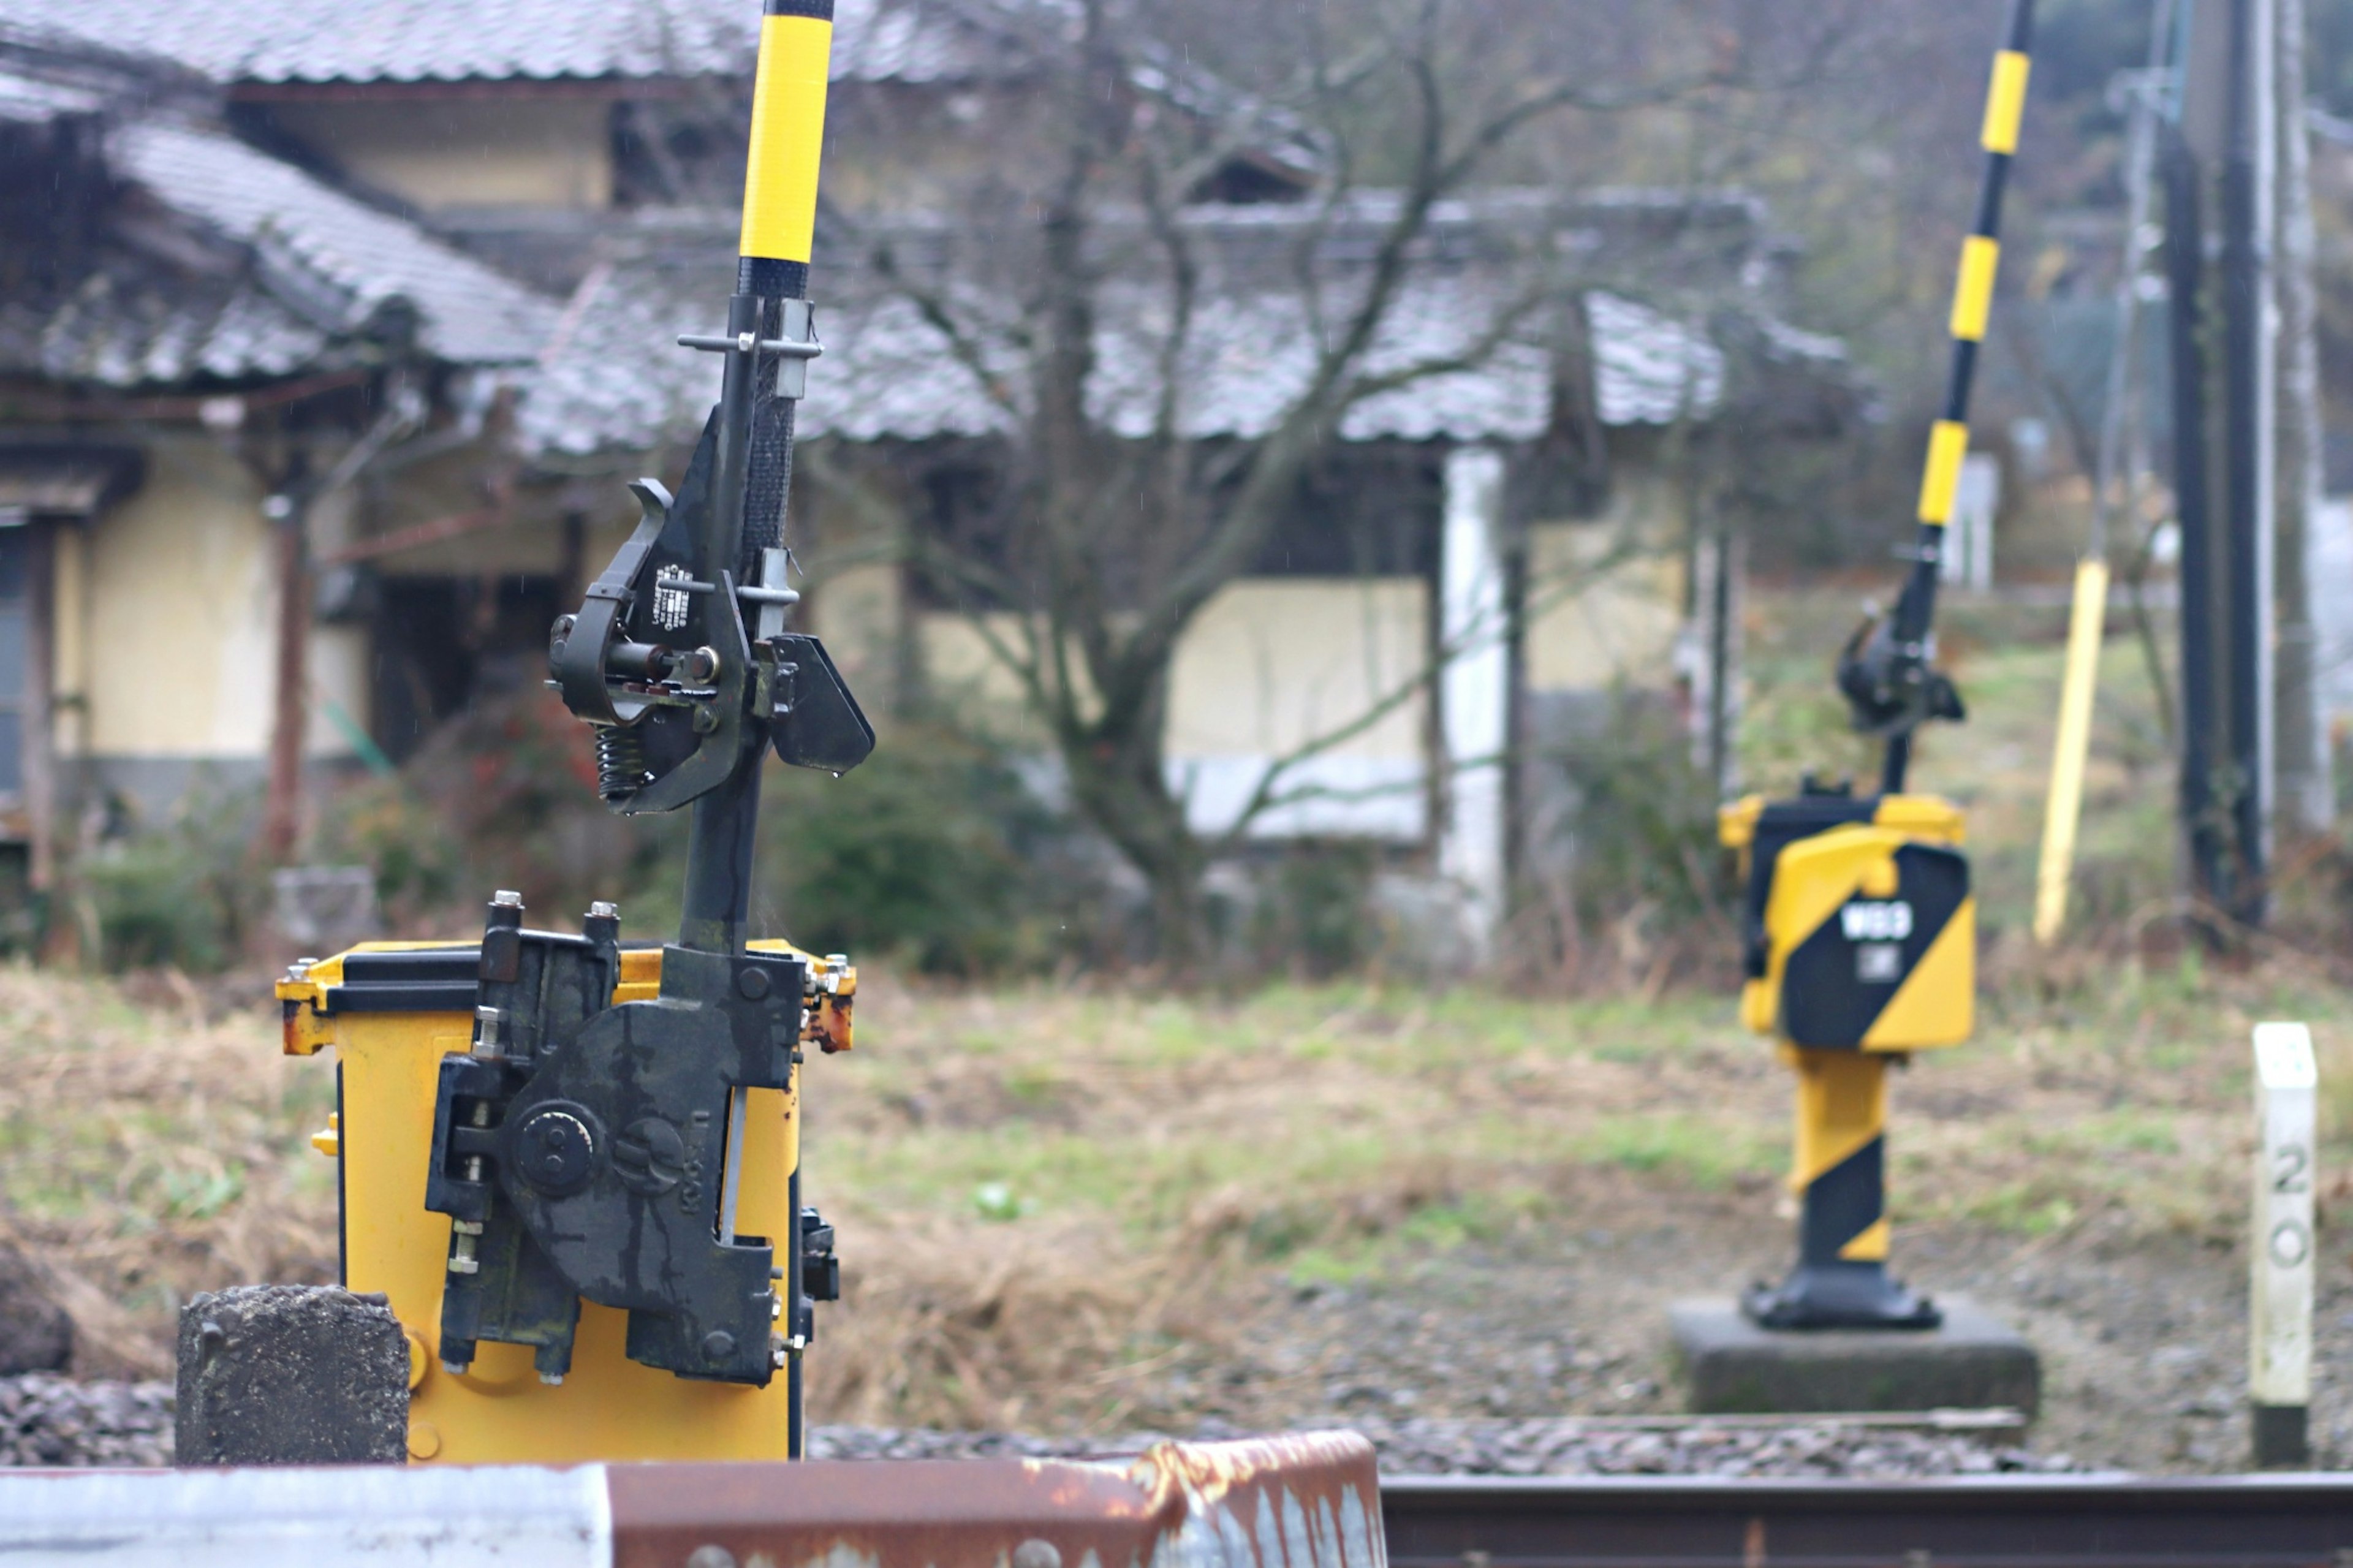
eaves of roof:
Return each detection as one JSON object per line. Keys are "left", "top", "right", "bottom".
{"left": 0, "top": 0, "right": 1047, "bottom": 89}
{"left": 516, "top": 197, "right": 1839, "bottom": 460}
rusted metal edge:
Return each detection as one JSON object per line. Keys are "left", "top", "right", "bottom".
{"left": 0, "top": 1433, "right": 1384, "bottom": 1568}
{"left": 1380, "top": 1471, "right": 2353, "bottom": 1568}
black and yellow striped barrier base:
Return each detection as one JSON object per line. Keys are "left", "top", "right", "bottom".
{"left": 1741, "top": 1048, "right": 1940, "bottom": 1331}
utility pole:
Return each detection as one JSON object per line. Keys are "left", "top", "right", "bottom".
{"left": 2220, "top": 0, "right": 2279, "bottom": 926}
{"left": 2275, "top": 0, "right": 2330, "bottom": 835}
{"left": 2170, "top": 0, "right": 2281, "bottom": 928}
{"left": 2165, "top": 119, "right": 2226, "bottom": 910}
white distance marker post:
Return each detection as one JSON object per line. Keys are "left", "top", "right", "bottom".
{"left": 2251, "top": 1021, "right": 2317, "bottom": 1468}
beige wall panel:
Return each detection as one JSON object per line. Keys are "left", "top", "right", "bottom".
{"left": 1165, "top": 578, "right": 1427, "bottom": 761}
{"left": 308, "top": 626, "right": 371, "bottom": 757}
{"left": 918, "top": 611, "right": 1044, "bottom": 738}
{"left": 84, "top": 439, "right": 273, "bottom": 757}
{"left": 271, "top": 99, "right": 613, "bottom": 210}
{"left": 810, "top": 563, "right": 901, "bottom": 714}
{"left": 49, "top": 523, "right": 88, "bottom": 758}
{"left": 1523, "top": 521, "right": 1686, "bottom": 693}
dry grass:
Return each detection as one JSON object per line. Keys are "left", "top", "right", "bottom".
{"left": 0, "top": 968, "right": 335, "bottom": 1377}
{"left": 0, "top": 951, "right": 2347, "bottom": 1425}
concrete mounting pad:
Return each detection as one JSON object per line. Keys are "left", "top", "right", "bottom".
{"left": 1669, "top": 1296, "right": 2039, "bottom": 1416}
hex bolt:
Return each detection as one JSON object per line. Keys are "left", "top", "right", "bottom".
{"left": 492, "top": 889, "right": 524, "bottom": 908}
{"left": 589, "top": 901, "right": 618, "bottom": 919}
{"left": 1013, "top": 1541, "right": 1063, "bottom": 1568}
{"left": 448, "top": 1228, "right": 480, "bottom": 1276}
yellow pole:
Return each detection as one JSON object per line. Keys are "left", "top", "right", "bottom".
{"left": 2033, "top": 555, "right": 2110, "bottom": 944}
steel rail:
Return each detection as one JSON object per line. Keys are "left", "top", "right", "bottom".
{"left": 1380, "top": 1473, "right": 2353, "bottom": 1568}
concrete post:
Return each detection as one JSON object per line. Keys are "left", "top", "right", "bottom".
{"left": 2250, "top": 1021, "right": 2315, "bottom": 1468}
{"left": 1439, "top": 446, "right": 1509, "bottom": 960}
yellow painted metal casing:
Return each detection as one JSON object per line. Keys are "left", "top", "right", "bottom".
{"left": 1779, "top": 1045, "right": 1892, "bottom": 1260}
{"left": 1724, "top": 793, "right": 1972, "bottom": 1052}
{"left": 278, "top": 941, "right": 849, "bottom": 1464}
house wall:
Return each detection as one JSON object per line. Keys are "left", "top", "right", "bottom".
{"left": 1522, "top": 473, "right": 1691, "bottom": 694}
{"left": 267, "top": 98, "right": 614, "bottom": 211}
{"left": 904, "top": 575, "right": 1430, "bottom": 840}
{"left": 1164, "top": 577, "right": 1428, "bottom": 841}
{"left": 52, "top": 435, "right": 364, "bottom": 819}
{"left": 808, "top": 562, "right": 903, "bottom": 719}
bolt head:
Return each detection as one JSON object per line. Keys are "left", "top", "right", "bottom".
{"left": 510, "top": 1105, "right": 601, "bottom": 1197}
{"left": 737, "top": 967, "right": 771, "bottom": 1001}
{"left": 701, "top": 1330, "right": 738, "bottom": 1361}
{"left": 492, "top": 889, "right": 524, "bottom": 907}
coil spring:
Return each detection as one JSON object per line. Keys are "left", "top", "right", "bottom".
{"left": 594, "top": 727, "right": 650, "bottom": 804}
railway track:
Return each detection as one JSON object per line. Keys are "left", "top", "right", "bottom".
{"left": 1381, "top": 1474, "right": 2353, "bottom": 1568}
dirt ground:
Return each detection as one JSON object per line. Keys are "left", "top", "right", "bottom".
{"left": 1196, "top": 1194, "right": 2315, "bottom": 1475}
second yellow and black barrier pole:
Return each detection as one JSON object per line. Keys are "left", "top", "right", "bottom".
{"left": 1724, "top": 0, "right": 2030, "bottom": 1331}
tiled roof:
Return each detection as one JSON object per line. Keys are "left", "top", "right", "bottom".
{"left": 0, "top": 0, "right": 1046, "bottom": 86}
{"left": 0, "top": 33, "right": 558, "bottom": 386}
{"left": 0, "top": 62, "right": 94, "bottom": 120}
{"left": 114, "top": 123, "right": 556, "bottom": 366}
{"left": 520, "top": 197, "right": 1839, "bottom": 458}
{"left": 6, "top": 270, "right": 332, "bottom": 387}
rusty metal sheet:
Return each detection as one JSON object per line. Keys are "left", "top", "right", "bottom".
{"left": 0, "top": 1434, "right": 1379, "bottom": 1568}
{"left": 607, "top": 1433, "right": 1386, "bottom": 1568}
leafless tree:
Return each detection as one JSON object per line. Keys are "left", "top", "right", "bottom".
{"left": 803, "top": 0, "right": 1851, "bottom": 964}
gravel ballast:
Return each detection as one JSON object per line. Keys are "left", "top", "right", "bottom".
{"left": 0, "top": 1376, "right": 174, "bottom": 1467}
{"left": 0, "top": 1376, "right": 2082, "bottom": 1476}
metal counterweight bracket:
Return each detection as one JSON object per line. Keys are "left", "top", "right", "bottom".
{"left": 543, "top": 414, "right": 873, "bottom": 813}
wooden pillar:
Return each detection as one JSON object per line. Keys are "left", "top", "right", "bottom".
{"left": 23, "top": 520, "right": 54, "bottom": 893}
{"left": 262, "top": 490, "right": 310, "bottom": 864}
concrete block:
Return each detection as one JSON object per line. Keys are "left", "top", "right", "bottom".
{"left": 1669, "top": 1296, "right": 2039, "bottom": 1415}
{"left": 176, "top": 1285, "right": 409, "bottom": 1465}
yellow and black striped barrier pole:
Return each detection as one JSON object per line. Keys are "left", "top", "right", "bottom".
{"left": 1878, "top": 0, "right": 2034, "bottom": 796}
{"left": 1735, "top": 4, "right": 2029, "bottom": 1330}
{"left": 677, "top": 0, "right": 836, "bottom": 958}
{"left": 682, "top": 0, "right": 838, "bottom": 1455}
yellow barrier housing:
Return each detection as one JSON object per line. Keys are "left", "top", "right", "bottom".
{"left": 1721, "top": 792, "right": 1972, "bottom": 1051}
{"left": 278, "top": 941, "right": 852, "bottom": 1464}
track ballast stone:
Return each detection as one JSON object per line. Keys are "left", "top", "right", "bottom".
{"left": 809, "top": 1417, "right": 2087, "bottom": 1477}
{"left": 0, "top": 1376, "right": 173, "bottom": 1466}
{"left": 0, "top": 1379, "right": 2082, "bottom": 1476}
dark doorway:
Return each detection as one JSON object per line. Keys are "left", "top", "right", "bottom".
{"left": 370, "top": 574, "right": 564, "bottom": 763}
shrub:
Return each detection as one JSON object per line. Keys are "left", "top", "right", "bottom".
{"left": 1517, "top": 687, "right": 1734, "bottom": 983}
{"left": 1245, "top": 841, "right": 1384, "bottom": 980}
{"left": 756, "top": 725, "right": 1064, "bottom": 975}
{"left": 81, "top": 786, "right": 263, "bottom": 972}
